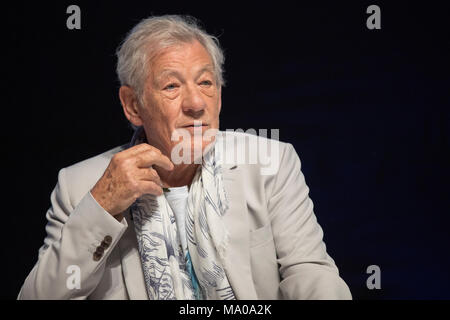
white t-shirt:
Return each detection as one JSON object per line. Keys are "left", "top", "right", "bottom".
{"left": 164, "top": 186, "right": 189, "bottom": 257}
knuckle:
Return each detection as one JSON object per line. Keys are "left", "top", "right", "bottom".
{"left": 124, "top": 170, "right": 133, "bottom": 182}
{"left": 152, "top": 183, "right": 163, "bottom": 195}
{"left": 128, "top": 177, "right": 139, "bottom": 190}
{"left": 149, "top": 148, "right": 161, "bottom": 156}
{"left": 148, "top": 182, "right": 161, "bottom": 195}
{"left": 149, "top": 168, "right": 157, "bottom": 178}
{"left": 114, "top": 154, "right": 128, "bottom": 167}
{"left": 139, "top": 143, "right": 152, "bottom": 153}
{"left": 133, "top": 154, "right": 142, "bottom": 165}
{"left": 122, "top": 157, "right": 134, "bottom": 167}
{"left": 111, "top": 153, "right": 121, "bottom": 164}
{"left": 132, "top": 189, "right": 141, "bottom": 200}
{"left": 134, "top": 143, "right": 145, "bottom": 150}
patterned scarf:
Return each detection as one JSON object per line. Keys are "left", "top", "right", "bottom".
{"left": 129, "top": 128, "right": 236, "bottom": 300}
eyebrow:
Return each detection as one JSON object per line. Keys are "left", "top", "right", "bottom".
{"left": 154, "top": 64, "right": 215, "bottom": 84}
{"left": 154, "top": 70, "right": 182, "bottom": 85}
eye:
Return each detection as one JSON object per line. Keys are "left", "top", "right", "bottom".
{"left": 164, "top": 83, "right": 179, "bottom": 91}
{"left": 199, "top": 80, "right": 213, "bottom": 87}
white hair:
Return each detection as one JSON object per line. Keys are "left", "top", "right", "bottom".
{"left": 116, "top": 15, "right": 225, "bottom": 106}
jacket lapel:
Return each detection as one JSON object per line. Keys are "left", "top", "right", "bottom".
{"left": 118, "top": 209, "right": 149, "bottom": 300}
{"left": 222, "top": 164, "right": 258, "bottom": 299}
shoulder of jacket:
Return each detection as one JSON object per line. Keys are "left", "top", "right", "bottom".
{"left": 64, "top": 144, "right": 128, "bottom": 174}
{"left": 218, "top": 130, "right": 294, "bottom": 178}
{"left": 57, "top": 144, "right": 128, "bottom": 205}
{"left": 219, "top": 130, "right": 290, "bottom": 149}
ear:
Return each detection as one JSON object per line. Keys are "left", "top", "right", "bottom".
{"left": 119, "top": 86, "right": 143, "bottom": 127}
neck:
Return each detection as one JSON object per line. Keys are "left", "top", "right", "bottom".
{"left": 156, "top": 163, "right": 200, "bottom": 188}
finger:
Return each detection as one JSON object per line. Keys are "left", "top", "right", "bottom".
{"left": 151, "top": 153, "right": 174, "bottom": 171}
{"left": 135, "top": 150, "right": 174, "bottom": 171}
{"left": 138, "top": 180, "right": 163, "bottom": 196}
{"left": 137, "top": 167, "right": 162, "bottom": 185}
{"left": 121, "top": 143, "right": 154, "bottom": 157}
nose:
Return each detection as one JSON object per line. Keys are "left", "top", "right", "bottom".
{"left": 181, "top": 84, "right": 206, "bottom": 118}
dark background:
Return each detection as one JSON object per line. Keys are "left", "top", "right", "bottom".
{"left": 3, "top": 1, "right": 449, "bottom": 299}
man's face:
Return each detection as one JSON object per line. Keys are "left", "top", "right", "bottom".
{"left": 137, "top": 40, "right": 221, "bottom": 162}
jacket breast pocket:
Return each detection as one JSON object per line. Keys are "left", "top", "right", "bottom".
{"left": 250, "top": 223, "right": 274, "bottom": 248}
{"left": 249, "top": 222, "right": 282, "bottom": 299}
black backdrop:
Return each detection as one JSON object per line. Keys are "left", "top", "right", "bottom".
{"left": 3, "top": 1, "right": 449, "bottom": 299}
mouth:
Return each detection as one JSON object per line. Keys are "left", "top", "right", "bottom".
{"left": 179, "top": 123, "right": 210, "bottom": 136}
{"left": 181, "top": 123, "right": 209, "bottom": 128}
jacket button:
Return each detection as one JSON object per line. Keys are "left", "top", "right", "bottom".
{"left": 100, "top": 240, "right": 109, "bottom": 250}
{"left": 95, "top": 246, "right": 105, "bottom": 255}
{"left": 93, "top": 251, "right": 102, "bottom": 261}
{"left": 103, "top": 235, "right": 112, "bottom": 246}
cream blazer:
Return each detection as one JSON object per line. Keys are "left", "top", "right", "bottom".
{"left": 18, "top": 131, "right": 352, "bottom": 300}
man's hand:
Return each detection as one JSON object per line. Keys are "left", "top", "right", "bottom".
{"left": 90, "top": 143, "right": 174, "bottom": 220}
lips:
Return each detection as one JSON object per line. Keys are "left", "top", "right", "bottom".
{"left": 181, "top": 123, "right": 209, "bottom": 128}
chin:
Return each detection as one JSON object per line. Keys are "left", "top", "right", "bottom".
{"left": 191, "top": 140, "right": 214, "bottom": 162}
{"left": 169, "top": 127, "right": 219, "bottom": 165}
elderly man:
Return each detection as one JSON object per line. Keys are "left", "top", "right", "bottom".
{"left": 18, "top": 15, "right": 351, "bottom": 300}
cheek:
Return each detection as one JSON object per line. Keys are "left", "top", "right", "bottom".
{"left": 158, "top": 103, "right": 182, "bottom": 140}
{"left": 146, "top": 95, "right": 177, "bottom": 123}
{"left": 213, "top": 96, "right": 222, "bottom": 119}
{"left": 206, "top": 93, "right": 220, "bottom": 112}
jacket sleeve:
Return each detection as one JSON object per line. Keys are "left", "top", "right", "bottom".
{"left": 18, "top": 168, "right": 128, "bottom": 299}
{"left": 267, "top": 143, "right": 352, "bottom": 300}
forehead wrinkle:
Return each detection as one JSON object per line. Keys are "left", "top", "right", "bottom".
{"left": 156, "top": 69, "right": 183, "bottom": 83}
{"left": 154, "top": 64, "right": 215, "bottom": 86}
{"left": 149, "top": 46, "right": 186, "bottom": 85}
{"left": 149, "top": 41, "right": 215, "bottom": 84}
{"left": 195, "top": 64, "right": 215, "bottom": 79}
